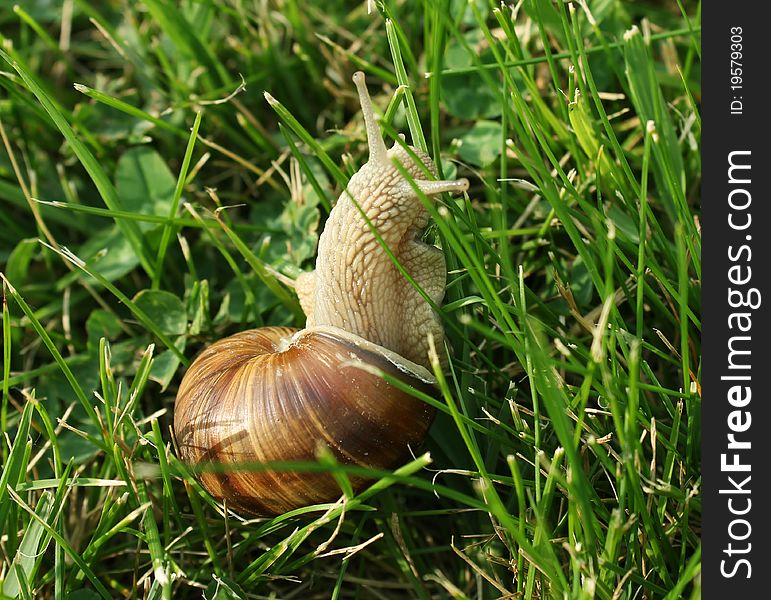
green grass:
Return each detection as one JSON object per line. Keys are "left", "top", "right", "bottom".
{"left": 0, "top": 1, "right": 700, "bottom": 598}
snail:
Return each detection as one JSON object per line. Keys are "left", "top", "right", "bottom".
{"left": 174, "top": 72, "right": 469, "bottom": 515}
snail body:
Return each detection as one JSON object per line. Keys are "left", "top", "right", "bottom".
{"left": 174, "top": 73, "right": 468, "bottom": 515}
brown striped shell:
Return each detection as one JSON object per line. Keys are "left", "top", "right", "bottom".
{"left": 173, "top": 325, "right": 437, "bottom": 515}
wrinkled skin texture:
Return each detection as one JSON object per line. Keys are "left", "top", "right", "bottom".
{"left": 296, "top": 73, "right": 468, "bottom": 369}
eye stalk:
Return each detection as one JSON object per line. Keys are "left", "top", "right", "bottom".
{"left": 352, "top": 70, "right": 389, "bottom": 166}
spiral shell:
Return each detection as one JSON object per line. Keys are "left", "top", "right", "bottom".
{"left": 174, "top": 326, "right": 437, "bottom": 515}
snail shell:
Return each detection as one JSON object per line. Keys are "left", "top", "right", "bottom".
{"left": 174, "top": 326, "right": 437, "bottom": 515}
